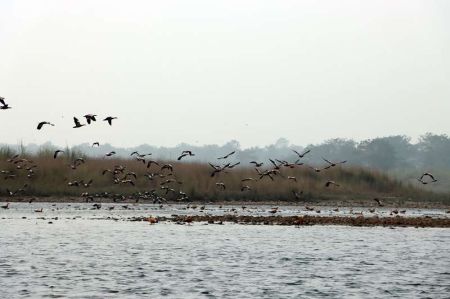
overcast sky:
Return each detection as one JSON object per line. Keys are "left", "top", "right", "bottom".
{"left": 0, "top": 0, "right": 449, "bottom": 148}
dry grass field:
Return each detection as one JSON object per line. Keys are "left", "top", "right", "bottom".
{"left": 0, "top": 146, "right": 448, "bottom": 204}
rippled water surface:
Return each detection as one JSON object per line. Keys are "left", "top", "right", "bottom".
{"left": 1, "top": 203, "right": 449, "bottom": 298}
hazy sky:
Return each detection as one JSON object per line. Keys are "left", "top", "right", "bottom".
{"left": 0, "top": 0, "right": 449, "bottom": 148}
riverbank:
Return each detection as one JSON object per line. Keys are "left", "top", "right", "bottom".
{"left": 146, "top": 214, "right": 450, "bottom": 228}
{"left": 2, "top": 196, "right": 450, "bottom": 209}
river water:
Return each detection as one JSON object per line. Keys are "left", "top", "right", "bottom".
{"left": 1, "top": 203, "right": 449, "bottom": 298}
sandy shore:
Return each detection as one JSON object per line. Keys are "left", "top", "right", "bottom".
{"left": 133, "top": 215, "right": 450, "bottom": 228}
{"left": 3, "top": 196, "right": 450, "bottom": 209}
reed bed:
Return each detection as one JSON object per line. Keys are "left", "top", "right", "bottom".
{"left": 0, "top": 150, "right": 448, "bottom": 204}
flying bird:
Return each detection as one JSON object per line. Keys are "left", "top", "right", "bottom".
{"left": 73, "top": 117, "right": 85, "bottom": 128}
{"left": 292, "top": 149, "right": 311, "bottom": 158}
{"left": 147, "top": 160, "right": 160, "bottom": 168}
{"left": 92, "top": 142, "right": 100, "bottom": 147}
{"left": 53, "top": 150, "right": 64, "bottom": 159}
{"left": 325, "top": 181, "right": 340, "bottom": 187}
{"left": 322, "top": 157, "right": 347, "bottom": 167}
{"left": 37, "top": 121, "right": 55, "bottom": 130}
{"left": 218, "top": 151, "right": 236, "bottom": 160}
{"left": 419, "top": 172, "right": 438, "bottom": 183}
{"left": 104, "top": 116, "right": 117, "bottom": 126}
{"left": 84, "top": 114, "right": 97, "bottom": 124}
{"left": 250, "top": 161, "right": 264, "bottom": 167}
{"left": 227, "top": 162, "right": 240, "bottom": 169}
{"left": 105, "top": 151, "right": 116, "bottom": 157}
{"left": 0, "top": 97, "right": 11, "bottom": 109}
{"left": 177, "top": 150, "right": 195, "bottom": 161}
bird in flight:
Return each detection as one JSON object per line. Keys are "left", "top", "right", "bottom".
{"left": 250, "top": 161, "right": 264, "bottom": 167}
{"left": 292, "top": 149, "right": 311, "bottom": 159}
{"left": 218, "top": 151, "right": 236, "bottom": 160}
{"left": 37, "top": 121, "right": 55, "bottom": 130}
{"left": 177, "top": 151, "right": 195, "bottom": 161}
{"left": 53, "top": 150, "right": 64, "bottom": 159}
{"left": 322, "top": 157, "right": 347, "bottom": 167}
{"left": 92, "top": 142, "right": 100, "bottom": 147}
{"left": 84, "top": 114, "right": 97, "bottom": 124}
{"left": 105, "top": 151, "right": 116, "bottom": 157}
{"left": 73, "top": 117, "right": 85, "bottom": 128}
{"left": 104, "top": 116, "right": 117, "bottom": 126}
{"left": 182, "top": 150, "right": 194, "bottom": 156}
{"left": 325, "top": 181, "right": 340, "bottom": 187}
{"left": 0, "top": 97, "right": 11, "bottom": 110}
{"left": 418, "top": 172, "right": 438, "bottom": 184}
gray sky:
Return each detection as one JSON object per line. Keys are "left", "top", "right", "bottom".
{"left": 0, "top": 0, "right": 449, "bottom": 148}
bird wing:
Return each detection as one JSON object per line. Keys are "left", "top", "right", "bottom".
{"left": 302, "top": 149, "right": 311, "bottom": 156}
{"left": 322, "top": 157, "right": 333, "bottom": 164}
{"left": 37, "top": 122, "right": 44, "bottom": 130}
{"left": 0, "top": 98, "right": 5, "bottom": 105}
{"left": 73, "top": 117, "right": 81, "bottom": 126}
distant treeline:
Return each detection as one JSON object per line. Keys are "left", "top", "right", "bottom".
{"left": 1, "top": 133, "right": 449, "bottom": 173}
{"left": 0, "top": 133, "right": 449, "bottom": 200}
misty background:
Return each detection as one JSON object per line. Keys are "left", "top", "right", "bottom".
{"left": 0, "top": 0, "right": 449, "bottom": 148}
{"left": 0, "top": 1, "right": 449, "bottom": 190}
{"left": 2, "top": 132, "right": 450, "bottom": 191}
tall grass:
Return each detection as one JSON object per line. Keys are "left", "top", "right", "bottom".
{"left": 0, "top": 146, "right": 448, "bottom": 203}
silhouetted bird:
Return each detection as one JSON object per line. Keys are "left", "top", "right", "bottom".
{"left": 250, "top": 161, "right": 263, "bottom": 167}
{"left": 419, "top": 172, "right": 438, "bottom": 183}
{"left": 73, "top": 117, "right": 85, "bottom": 128}
{"left": 105, "top": 151, "right": 116, "bottom": 157}
{"left": 37, "top": 121, "right": 55, "bottom": 130}
{"left": 104, "top": 116, "right": 117, "bottom": 126}
{"left": 177, "top": 150, "right": 195, "bottom": 160}
{"left": 84, "top": 114, "right": 97, "bottom": 124}
{"left": 53, "top": 150, "right": 64, "bottom": 159}
{"left": 218, "top": 151, "right": 235, "bottom": 160}
{"left": 325, "top": 181, "right": 340, "bottom": 187}
{"left": 227, "top": 162, "right": 240, "bottom": 169}
{"left": 292, "top": 149, "right": 311, "bottom": 158}
{"left": 0, "top": 97, "right": 11, "bottom": 110}
{"left": 322, "top": 157, "right": 347, "bottom": 167}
